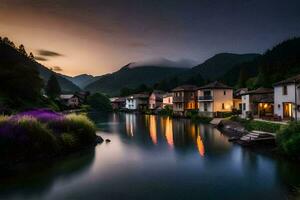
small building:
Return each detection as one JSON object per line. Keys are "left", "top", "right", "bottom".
{"left": 148, "top": 90, "right": 165, "bottom": 110}
{"left": 171, "top": 85, "right": 198, "bottom": 116}
{"left": 110, "top": 97, "right": 126, "bottom": 110}
{"left": 233, "top": 88, "right": 248, "bottom": 112}
{"left": 60, "top": 94, "right": 80, "bottom": 108}
{"left": 125, "top": 93, "right": 149, "bottom": 111}
{"left": 273, "top": 74, "right": 300, "bottom": 121}
{"left": 162, "top": 93, "right": 173, "bottom": 108}
{"left": 240, "top": 87, "right": 274, "bottom": 119}
{"left": 197, "top": 81, "right": 233, "bottom": 117}
{"left": 74, "top": 91, "right": 90, "bottom": 104}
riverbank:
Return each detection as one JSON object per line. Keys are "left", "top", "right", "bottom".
{"left": 217, "top": 117, "right": 300, "bottom": 162}
{"left": 0, "top": 109, "right": 103, "bottom": 167}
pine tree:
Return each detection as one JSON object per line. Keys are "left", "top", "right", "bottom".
{"left": 18, "top": 44, "right": 27, "bottom": 56}
{"left": 29, "top": 52, "right": 35, "bottom": 60}
{"left": 46, "top": 74, "right": 61, "bottom": 99}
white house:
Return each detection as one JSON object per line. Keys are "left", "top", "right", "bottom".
{"left": 240, "top": 88, "right": 274, "bottom": 119}
{"left": 274, "top": 74, "right": 300, "bottom": 121}
{"left": 198, "top": 81, "right": 233, "bottom": 117}
{"left": 125, "top": 93, "right": 149, "bottom": 111}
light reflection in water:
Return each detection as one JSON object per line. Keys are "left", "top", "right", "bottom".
{"left": 149, "top": 115, "right": 158, "bottom": 144}
{"left": 196, "top": 135, "right": 205, "bottom": 157}
{"left": 125, "top": 114, "right": 136, "bottom": 137}
{"left": 164, "top": 117, "right": 174, "bottom": 148}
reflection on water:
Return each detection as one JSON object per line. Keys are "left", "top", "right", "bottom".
{"left": 2, "top": 112, "right": 300, "bottom": 200}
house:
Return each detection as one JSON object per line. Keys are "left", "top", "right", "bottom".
{"left": 110, "top": 97, "right": 126, "bottom": 110}
{"left": 162, "top": 93, "right": 173, "bottom": 108}
{"left": 125, "top": 93, "right": 149, "bottom": 111}
{"left": 240, "top": 87, "right": 274, "bottom": 119}
{"left": 74, "top": 91, "right": 90, "bottom": 104}
{"left": 148, "top": 90, "right": 165, "bottom": 110}
{"left": 233, "top": 88, "right": 248, "bottom": 112}
{"left": 273, "top": 74, "right": 300, "bottom": 121}
{"left": 197, "top": 81, "right": 233, "bottom": 117}
{"left": 59, "top": 94, "right": 80, "bottom": 108}
{"left": 171, "top": 85, "right": 198, "bottom": 116}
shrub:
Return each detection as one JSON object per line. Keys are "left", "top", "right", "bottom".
{"left": 61, "top": 133, "right": 79, "bottom": 149}
{"left": 159, "top": 105, "right": 173, "bottom": 116}
{"left": 47, "top": 114, "right": 96, "bottom": 145}
{"left": 15, "top": 116, "right": 59, "bottom": 153}
{"left": 277, "top": 122, "right": 300, "bottom": 157}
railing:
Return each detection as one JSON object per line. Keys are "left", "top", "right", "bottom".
{"left": 173, "top": 96, "right": 184, "bottom": 102}
{"left": 198, "top": 95, "right": 213, "bottom": 101}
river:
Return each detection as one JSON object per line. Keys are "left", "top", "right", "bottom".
{"left": 1, "top": 112, "right": 300, "bottom": 200}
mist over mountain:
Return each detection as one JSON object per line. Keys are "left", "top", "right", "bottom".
{"left": 129, "top": 57, "right": 198, "bottom": 68}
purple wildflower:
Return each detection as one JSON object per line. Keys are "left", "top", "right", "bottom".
{"left": 11, "top": 109, "right": 64, "bottom": 122}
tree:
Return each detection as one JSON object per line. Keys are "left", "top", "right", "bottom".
{"left": 29, "top": 52, "right": 35, "bottom": 60}
{"left": 87, "top": 93, "right": 112, "bottom": 112}
{"left": 18, "top": 44, "right": 27, "bottom": 56}
{"left": 237, "top": 67, "right": 247, "bottom": 88}
{"left": 46, "top": 74, "right": 61, "bottom": 99}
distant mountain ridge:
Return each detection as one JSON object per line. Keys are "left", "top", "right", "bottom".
{"left": 188, "top": 53, "right": 260, "bottom": 80}
{"left": 84, "top": 63, "right": 188, "bottom": 95}
{"left": 63, "top": 74, "right": 102, "bottom": 89}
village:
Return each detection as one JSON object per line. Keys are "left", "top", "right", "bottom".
{"left": 110, "top": 74, "right": 300, "bottom": 123}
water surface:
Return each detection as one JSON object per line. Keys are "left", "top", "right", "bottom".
{"left": 1, "top": 113, "right": 300, "bottom": 200}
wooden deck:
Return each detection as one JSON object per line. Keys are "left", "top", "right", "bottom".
{"left": 236, "top": 130, "right": 276, "bottom": 146}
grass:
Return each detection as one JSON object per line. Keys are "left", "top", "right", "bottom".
{"left": 0, "top": 109, "right": 97, "bottom": 158}
{"left": 230, "top": 116, "right": 283, "bottom": 133}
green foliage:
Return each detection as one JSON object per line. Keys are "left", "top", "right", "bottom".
{"left": 46, "top": 73, "right": 61, "bottom": 99}
{"left": 87, "top": 93, "right": 112, "bottom": 112}
{"left": 47, "top": 114, "right": 96, "bottom": 145}
{"left": 158, "top": 105, "right": 173, "bottom": 116}
{"left": 61, "top": 133, "right": 79, "bottom": 149}
{"left": 186, "top": 110, "right": 212, "bottom": 123}
{"left": 277, "top": 122, "right": 300, "bottom": 157}
{"left": 237, "top": 67, "right": 247, "bottom": 88}
{"left": 17, "top": 116, "right": 59, "bottom": 153}
{"left": 230, "top": 116, "right": 283, "bottom": 133}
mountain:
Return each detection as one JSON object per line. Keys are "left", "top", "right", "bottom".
{"left": 84, "top": 63, "right": 188, "bottom": 96}
{"left": 64, "top": 74, "right": 101, "bottom": 89}
{"left": 0, "top": 39, "right": 80, "bottom": 93}
{"left": 188, "top": 53, "right": 260, "bottom": 80}
{"left": 221, "top": 37, "right": 300, "bottom": 88}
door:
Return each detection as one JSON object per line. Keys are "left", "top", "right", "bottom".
{"left": 283, "top": 103, "right": 293, "bottom": 119}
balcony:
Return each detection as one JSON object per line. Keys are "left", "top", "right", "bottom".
{"left": 198, "top": 95, "right": 213, "bottom": 101}
{"left": 173, "top": 96, "right": 184, "bottom": 102}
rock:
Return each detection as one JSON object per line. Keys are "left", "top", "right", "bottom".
{"left": 95, "top": 135, "right": 104, "bottom": 144}
{"left": 105, "top": 139, "right": 111, "bottom": 143}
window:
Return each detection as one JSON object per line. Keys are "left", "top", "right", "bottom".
{"left": 283, "top": 85, "right": 288, "bottom": 95}
{"left": 224, "top": 90, "right": 226, "bottom": 95}
{"left": 243, "top": 103, "right": 246, "bottom": 111}
{"left": 204, "top": 102, "right": 208, "bottom": 111}
{"left": 222, "top": 103, "right": 225, "bottom": 110}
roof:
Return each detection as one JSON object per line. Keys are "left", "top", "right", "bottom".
{"left": 273, "top": 74, "right": 300, "bottom": 86}
{"left": 171, "top": 85, "right": 197, "bottom": 92}
{"left": 198, "top": 81, "right": 232, "bottom": 90}
{"left": 251, "top": 93, "right": 274, "bottom": 103}
{"left": 241, "top": 87, "right": 273, "bottom": 95}
{"left": 60, "top": 94, "right": 76, "bottom": 99}
{"left": 128, "top": 93, "right": 149, "bottom": 99}
{"left": 163, "top": 92, "right": 173, "bottom": 98}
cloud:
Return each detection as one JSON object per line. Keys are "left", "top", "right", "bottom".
{"left": 37, "top": 49, "right": 64, "bottom": 57}
{"left": 52, "top": 66, "right": 63, "bottom": 72}
{"left": 34, "top": 56, "right": 48, "bottom": 61}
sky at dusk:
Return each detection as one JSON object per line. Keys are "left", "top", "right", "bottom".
{"left": 1, "top": 0, "right": 300, "bottom": 76}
